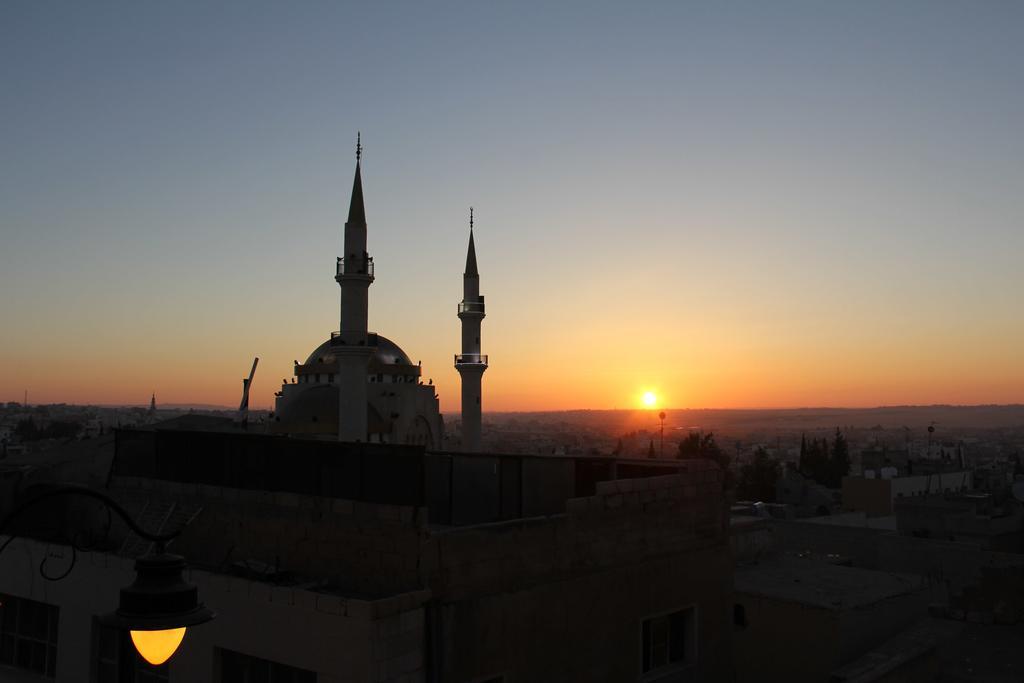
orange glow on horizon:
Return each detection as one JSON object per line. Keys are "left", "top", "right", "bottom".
{"left": 3, "top": 279, "right": 1022, "bottom": 411}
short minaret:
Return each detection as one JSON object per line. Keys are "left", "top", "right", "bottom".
{"left": 334, "top": 134, "right": 375, "bottom": 442}
{"left": 455, "top": 208, "right": 487, "bottom": 452}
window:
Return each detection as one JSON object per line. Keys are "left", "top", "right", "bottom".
{"left": 0, "top": 593, "right": 59, "bottom": 678}
{"left": 733, "top": 603, "right": 747, "bottom": 629}
{"left": 641, "top": 607, "right": 695, "bottom": 675}
{"left": 219, "top": 648, "right": 316, "bottom": 683}
{"left": 95, "top": 623, "right": 168, "bottom": 683}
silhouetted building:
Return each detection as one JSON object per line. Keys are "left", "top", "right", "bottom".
{"left": 733, "top": 556, "right": 928, "bottom": 683}
{"left": 271, "top": 141, "right": 444, "bottom": 447}
{"left": 842, "top": 469, "right": 973, "bottom": 517}
{"left": 0, "top": 427, "right": 734, "bottom": 681}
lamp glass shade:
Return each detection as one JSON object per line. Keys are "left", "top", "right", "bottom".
{"left": 130, "top": 627, "right": 186, "bottom": 665}
{"left": 100, "top": 552, "right": 214, "bottom": 666}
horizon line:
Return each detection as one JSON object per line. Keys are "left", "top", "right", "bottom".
{"left": 8, "top": 402, "right": 1024, "bottom": 413}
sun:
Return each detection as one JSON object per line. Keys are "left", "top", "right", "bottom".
{"left": 642, "top": 391, "right": 657, "bottom": 407}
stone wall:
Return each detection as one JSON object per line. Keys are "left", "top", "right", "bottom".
{"left": 0, "top": 537, "right": 429, "bottom": 683}
{"left": 430, "top": 461, "right": 734, "bottom": 682}
{"left": 102, "top": 459, "right": 732, "bottom": 682}
{"left": 734, "top": 595, "right": 839, "bottom": 683}
{"left": 110, "top": 476, "right": 431, "bottom": 598}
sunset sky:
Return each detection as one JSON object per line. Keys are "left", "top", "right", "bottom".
{"left": 2, "top": 2, "right": 1022, "bottom": 412}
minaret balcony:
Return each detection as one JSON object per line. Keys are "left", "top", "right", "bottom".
{"left": 337, "top": 256, "right": 374, "bottom": 278}
{"left": 455, "top": 353, "right": 488, "bottom": 366}
{"left": 458, "top": 300, "right": 485, "bottom": 314}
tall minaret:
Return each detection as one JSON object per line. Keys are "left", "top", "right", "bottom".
{"left": 455, "top": 208, "right": 487, "bottom": 452}
{"left": 334, "top": 133, "right": 375, "bottom": 442}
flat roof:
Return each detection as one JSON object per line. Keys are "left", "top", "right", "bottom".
{"left": 734, "top": 556, "right": 922, "bottom": 610}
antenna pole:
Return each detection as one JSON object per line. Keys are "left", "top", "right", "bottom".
{"left": 659, "top": 411, "right": 666, "bottom": 457}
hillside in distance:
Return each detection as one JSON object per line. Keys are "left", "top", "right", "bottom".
{"left": 479, "top": 405, "right": 1024, "bottom": 441}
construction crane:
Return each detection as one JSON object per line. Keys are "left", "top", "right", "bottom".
{"left": 237, "top": 357, "right": 259, "bottom": 428}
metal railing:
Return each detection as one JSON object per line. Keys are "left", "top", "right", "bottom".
{"left": 454, "top": 353, "right": 488, "bottom": 365}
{"left": 458, "top": 300, "right": 485, "bottom": 314}
{"left": 336, "top": 256, "right": 374, "bottom": 277}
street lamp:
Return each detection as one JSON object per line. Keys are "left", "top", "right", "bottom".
{"left": 0, "top": 485, "right": 215, "bottom": 666}
{"left": 659, "top": 411, "right": 666, "bottom": 457}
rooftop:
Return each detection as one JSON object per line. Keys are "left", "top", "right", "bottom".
{"left": 734, "top": 555, "right": 923, "bottom": 610}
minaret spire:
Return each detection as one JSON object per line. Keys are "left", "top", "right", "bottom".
{"left": 347, "top": 132, "right": 366, "bottom": 225}
{"left": 455, "top": 207, "right": 487, "bottom": 452}
{"left": 465, "top": 208, "right": 478, "bottom": 277}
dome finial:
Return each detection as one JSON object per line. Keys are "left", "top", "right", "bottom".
{"left": 356, "top": 131, "right": 362, "bottom": 163}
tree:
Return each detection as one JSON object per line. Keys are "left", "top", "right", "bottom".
{"left": 799, "top": 428, "right": 850, "bottom": 488}
{"left": 800, "top": 436, "right": 828, "bottom": 484}
{"left": 677, "top": 431, "right": 733, "bottom": 489}
{"left": 826, "top": 427, "right": 850, "bottom": 488}
{"left": 737, "top": 447, "right": 781, "bottom": 502}
{"left": 678, "top": 431, "right": 721, "bottom": 459}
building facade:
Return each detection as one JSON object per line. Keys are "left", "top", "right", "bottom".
{"left": 0, "top": 427, "right": 734, "bottom": 682}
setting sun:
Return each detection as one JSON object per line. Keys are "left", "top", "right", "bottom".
{"left": 642, "top": 391, "right": 657, "bottom": 407}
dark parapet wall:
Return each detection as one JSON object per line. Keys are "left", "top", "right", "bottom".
{"left": 113, "top": 428, "right": 428, "bottom": 507}
{"left": 113, "top": 427, "right": 721, "bottom": 527}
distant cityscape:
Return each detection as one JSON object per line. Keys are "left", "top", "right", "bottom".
{"left": 7, "top": 401, "right": 1024, "bottom": 466}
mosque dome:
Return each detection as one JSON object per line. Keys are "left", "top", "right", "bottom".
{"left": 273, "top": 333, "right": 423, "bottom": 438}
{"left": 303, "top": 334, "right": 415, "bottom": 373}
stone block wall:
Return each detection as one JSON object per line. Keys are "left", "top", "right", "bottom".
{"left": 430, "top": 460, "right": 733, "bottom": 682}
{"left": 0, "top": 537, "right": 431, "bottom": 683}
{"left": 110, "top": 476, "right": 432, "bottom": 598}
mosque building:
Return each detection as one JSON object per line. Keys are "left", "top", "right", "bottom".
{"left": 270, "top": 137, "right": 484, "bottom": 450}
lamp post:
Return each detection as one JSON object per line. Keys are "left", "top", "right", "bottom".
{"left": 659, "top": 411, "right": 666, "bottom": 458}
{"left": 0, "top": 485, "right": 215, "bottom": 666}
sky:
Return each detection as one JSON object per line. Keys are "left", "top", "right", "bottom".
{"left": 1, "top": 1, "right": 1022, "bottom": 412}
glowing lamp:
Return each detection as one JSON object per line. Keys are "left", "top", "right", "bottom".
{"left": 102, "top": 553, "right": 215, "bottom": 665}
{"left": 130, "top": 628, "right": 186, "bottom": 665}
